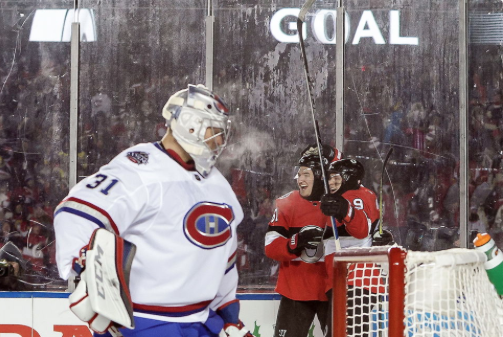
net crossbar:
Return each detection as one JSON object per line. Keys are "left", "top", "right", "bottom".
{"left": 332, "top": 246, "right": 503, "bottom": 337}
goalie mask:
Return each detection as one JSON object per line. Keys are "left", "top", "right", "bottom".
{"left": 162, "top": 84, "right": 231, "bottom": 177}
{"left": 328, "top": 158, "right": 364, "bottom": 194}
{"left": 296, "top": 144, "right": 340, "bottom": 201}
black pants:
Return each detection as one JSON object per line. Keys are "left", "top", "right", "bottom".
{"left": 346, "top": 286, "right": 379, "bottom": 336}
{"left": 273, "top": 295, "right": 331, "bottom": 337}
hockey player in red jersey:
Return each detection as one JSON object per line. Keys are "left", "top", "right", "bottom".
{"left": 321, "top": 158, "right": 390, "bottom": 336}
{"left": 265, "top": 144, "right": 341, "bottom": 337}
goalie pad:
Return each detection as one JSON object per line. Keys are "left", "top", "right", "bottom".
{"left": 69, "top": 229, "right": 136, "bottom": 331}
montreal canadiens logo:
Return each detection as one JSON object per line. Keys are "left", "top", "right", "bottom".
{"left": 184, "top": 202, "right": 234, "bottom": 249}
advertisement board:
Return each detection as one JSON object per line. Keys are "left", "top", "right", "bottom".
{"left": 0, "top": 293, "right": 325, "bottom": 337}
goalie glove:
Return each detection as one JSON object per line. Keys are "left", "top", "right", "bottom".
{"left": 69, "top": 228, "right": 136, "bottom": 335}
{"left": 224, "top": 322, "right": 255, "bottom": 337}
{"left": 218, "top": 300, "right": 256, "bottom": 337}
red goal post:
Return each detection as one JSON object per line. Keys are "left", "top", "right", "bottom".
{"left": 332, "top": 246, "right": 503, "bottom": 337}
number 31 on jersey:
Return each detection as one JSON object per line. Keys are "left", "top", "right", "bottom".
{"left": 86, "top": 174, "right": 119, "bottom": 195}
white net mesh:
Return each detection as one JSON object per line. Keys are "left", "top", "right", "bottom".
{"left": 337, "top": 247, "right": 503, "bottom": 337}
{"left": 404, "top": 249, "right": 503, "bottom": 337}
{"left": 346, "top": 262, "right": 389, "bottom": 336}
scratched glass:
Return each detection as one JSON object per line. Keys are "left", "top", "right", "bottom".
{"left": 0, "top": 0, "right": 501, "bottom": 294}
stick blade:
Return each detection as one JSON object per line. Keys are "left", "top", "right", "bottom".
{"left": 383, "top": 147, "right": 394, "bottom": 165}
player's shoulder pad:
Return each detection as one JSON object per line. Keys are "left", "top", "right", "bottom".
{"left": 274, "top": 191, "right": 299, "bottom": 216}
{"left": 340, "top": 190, "right": 358, "bottom": 203}
{"left": 125, "top": 150, "right": 150, "bottom": 165}
{"left": 277, "top": 191, "right": 293, "bottom": 200}
{"left": 360, "top": 185, "right": 377, "bottom": 197}
{"left": 275, "top": 191, "right": 295, "bottom": 210}
{"left": 119, "top": 143, "right": 153, "bottom": 166}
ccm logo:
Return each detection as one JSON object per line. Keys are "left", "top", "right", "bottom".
{"left": 94, "top": 245, "right": 106, "bottom": 299}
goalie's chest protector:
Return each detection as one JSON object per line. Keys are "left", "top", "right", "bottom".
{"left": 61, "top": 142, "right": 243, "bottom": 308}
{"left": 128, "top": 144, "right": 243, "bottom": 305}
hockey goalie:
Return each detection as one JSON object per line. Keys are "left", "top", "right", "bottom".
{"left": 54, "top": 85, "right": 255, "bottom": 337}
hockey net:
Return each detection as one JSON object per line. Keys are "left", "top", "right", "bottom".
{"left": 332, "top": 246, "right": 503, "bottom": 337}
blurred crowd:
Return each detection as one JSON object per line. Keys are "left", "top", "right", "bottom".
{"left": 341, "top": 87, "right": 503, "bottom": 253}
{"left": 232, "top": 86, "right": 503, "bottom": 288}
{"left": 0, "top": 55, "right": 172, "bottom": 288}
{"left": 2, "top": 48, "right": 503, "bottom": 291}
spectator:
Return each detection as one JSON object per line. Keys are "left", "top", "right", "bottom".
{"left": 425, "top": 110, "right": 443, "bottom": 155}
{"left": 0, "top": 220, "right": 22, "bottom": 249}
{"left": 0, "top": 242, "right": 25, "bottom": 291}
{"left": 405, "top": 102, "right": 428, "bottom": 151}
{"left": 22, "top": 221, "right": 47, "bottom": 271}
{"left": 0, "top": 155, "right": 12, "bottom": 182}
{"left": 383, "top": 101, "right": 405, "bottom": 145}
{"left": 0, "top": 181, "right": 11, "bottom": 213}
{"left": 469, "top": 207, "right": 487, "bottom": 235}
{"left": 90, "top": 93, "right": 112, "bottom": 118}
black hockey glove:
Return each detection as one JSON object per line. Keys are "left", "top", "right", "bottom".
{"left": 320, "top": 193, "right": 351, "bottom": 222}
{"left": 287, "top": 226, "right": 324, "bottom": 256}
{"left": 372, "top": 229, "right": 394, "bottom": 246}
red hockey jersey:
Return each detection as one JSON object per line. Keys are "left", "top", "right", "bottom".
{"left": 324, "top": 185, "right": 384, "bottom": 293}
{"left": 265, "top": 191, "right": 329, "bottom": 301}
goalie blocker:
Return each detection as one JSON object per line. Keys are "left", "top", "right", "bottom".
{"left": 69, "top": 228, "right": 136, "bottom": 335}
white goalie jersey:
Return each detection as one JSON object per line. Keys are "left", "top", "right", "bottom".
{"left": 54, "top": 142, "right": 244, "bottom": 323}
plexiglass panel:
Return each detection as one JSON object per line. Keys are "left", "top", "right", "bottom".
{"left": 214, "top": 1, "right": 338, "bottom": 289}
{"left": 343, "top": 0, "right": 461, "bottom": 252}
{"left": 78, "top": 1, "right": 206, "bottom": 177}
{"left": 0, "top": 1, "right": 72, "bottom": 290}
{"left": 0, "top": 0, "right": 483, "bottom": 293}
{"left": 468, "top": 0, "right": 503, "bottom": 249}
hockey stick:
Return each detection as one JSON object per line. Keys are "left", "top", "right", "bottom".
{"left": 376, "top": 148, "right": 393, "bottom": 336}
{"left": 378, "top": 147, "right": 393, "bottom": 235}
{"left": 297, "top": 1, "right": 341, "bottom": 251}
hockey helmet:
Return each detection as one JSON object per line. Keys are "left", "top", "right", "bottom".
{"left": 162, "top": 84, "right": 231, "bottom": 177}
{"left": 327, "top": 158, "right": 364, "bottom": 194}
{"left": 297, "top": 144, "right": 341, "bottom": 201}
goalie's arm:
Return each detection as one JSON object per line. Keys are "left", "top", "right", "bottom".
{"left": 54, "top": 168, "right": 150, "bottom": 279}
{"left": 210, "top": 243, "right": 255, "bottom": 336}
{"left": 54, "top": 211, "right": 100, "bottom": 280}
{"left": 211, "top": 247, "right": 239, "bottom": 311}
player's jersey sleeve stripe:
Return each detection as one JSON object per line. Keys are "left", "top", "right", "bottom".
{"left": 363, "top": 210, "right": 372, "bottom": 234}
{"left": 291, "top": 255, "right": 325, "bottom": 262}
{"left": 266, "top": 225, "right": 288, "bottom": 237}
{"left": 55, "top": 197, "right": 120, "bottom": 234}
{"left": 225, "top": 250, "right": 237, "bottom": 274}
{"left": 56, "top": 206, "right": 108, "bottom": 230}
{"left": 133, "top": 300, "right": 212, "bottom": 317}
{"left": 265, "top": 231, "right": 284, "bottom": 246}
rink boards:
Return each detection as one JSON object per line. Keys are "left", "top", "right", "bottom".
{"left": 0, "top": 292, "right": 325, "bottom": 337}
